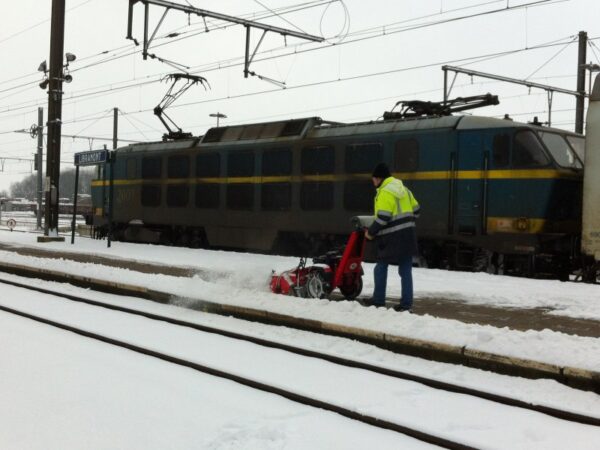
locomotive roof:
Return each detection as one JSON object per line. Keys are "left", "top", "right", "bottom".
{"left": 308, "top": 115, "right": 582, "bottom": 139}
{"left": 119, "top": 113, "right": 582, "bottom": 152}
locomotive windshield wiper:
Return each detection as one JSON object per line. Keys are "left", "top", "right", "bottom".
{"left": 154, "top": 73, "right": 210, "bottom": 141}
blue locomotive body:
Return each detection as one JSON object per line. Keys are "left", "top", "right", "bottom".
{"left": 92, "top": 114, "right": 584, "bottom": 277}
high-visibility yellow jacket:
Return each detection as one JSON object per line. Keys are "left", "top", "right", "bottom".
{"left": 368, "top": 177, "right": 420, "bottom": 262}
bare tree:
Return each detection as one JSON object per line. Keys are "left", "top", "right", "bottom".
{"left": 10, "top": 168, "right": 95, "bottom": 200}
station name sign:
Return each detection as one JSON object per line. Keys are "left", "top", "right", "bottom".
{"left": 74, "top": 150, "right": 109, "bottom": 166}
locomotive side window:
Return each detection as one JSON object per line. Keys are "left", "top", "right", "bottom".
{"left": 126, "top": 158, "right": 137, "bottom": 179}
{"left": 262, "top": 149, "right": 292, "bottom": 176}
{"left": 512, "top": 130, "right": 550, "bottom": 168}
{"left": 539, "top": 132, "right": 582, "bottom": 169}
{"left": 196, "top": 184, "right": 219, "bottom": 209}
{"left": 261, "top": 183, "right": 291, "bottom": 211}
{"left": 301, "top": 146, "right": 334, "bottom": 174}
{"left": 196, "top": 152, "right": 220, "bottom": 177}
{"left": 492, "top": 134, "right": 510, "bottom": 168}
{"left": 394, "top": 139, "right": 419, "bottom": 172}
{"left": 227, "top": 184, "right": 254, "bottom": 210}
{"left": 345, "top": 143, "right": 383, "bottom": 173}
{"left": 167, "top": 185, "right": 189, "bottom": 208}
{"left": 168, "top": 155, "right": 190, "bottom": 178}
{"left": 300, "top": 182, "right": 333, "bottom": 210}
{"left": 344, "top": 181, "right": 373, "bottom": 211}
{"left": 141, "top": 185, "right": 161, "bottom": 207}
{"left": 142, "top": 156, "right": 162, "bottom": 179}
{"left": 227, "top": 151, "right": 255, "bottom": 177}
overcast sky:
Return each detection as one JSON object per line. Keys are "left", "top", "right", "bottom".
{"left": 0, "top": 0, "right": 599, "bottom": 192}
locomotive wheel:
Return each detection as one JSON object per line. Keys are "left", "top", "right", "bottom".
{"left": 306, "top": 270, "right": 330, "bottom": 299}
{"left": 339, "top": 276, "right": 363, "bottom": 300}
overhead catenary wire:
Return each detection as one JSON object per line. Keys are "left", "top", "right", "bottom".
{"left": 9, "top": 0, "right": 562, "bottom": 99}
{"left": 0, "top": 0, "right": 571, "bottom": 119}
{"left": 0, "top": 0, "right": 587, "bottom": 152}
{"left": 588, "top": 41, "right": 600, "bottom": 64}
{"left": 55, "top": 38, "right": 597, "bottom": 131}
{"left": 0, "top": 0, "right": 333, "bottom": 93}
{"left": 0, "top": 29, "right": 590, "bottom": 125}
{"left": 118, "top": 108, "right": 150, "bottom": 141}
{"left": 71, "top": 108, "right": 115, "bottom": 139}
{"left": 252, "top": 0, "right": 311, "bottom": 35}
{"left": 524, "top": 36, "right": 578, "bottom": 80}
{"left": 0, "top": 0, "right": 340, "bottom": 111}
{"left": 0, "top": 0, "right": 95, "bottom": 47}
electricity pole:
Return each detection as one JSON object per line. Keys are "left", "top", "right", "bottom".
{"left": 575, "top": 30, "right": 588, "bottom": 134}
{"left": 37, "top": 107, "right": 43, "bottom": 230}
{"left": 43, "top": 0, "right": 66, "bottom": 239}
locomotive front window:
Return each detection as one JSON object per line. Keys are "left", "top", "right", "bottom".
{"left": 301, "top": 146, "right": 334, "bottom": 175}
{"left": 262, "top": 149, "right": 292, "bottom": 176}
{"left": 512, "top": 130, "right": 550, "bottom": 168}
{"left": 566, "top": 136, "right": 585, "bottom": 162}
{"left": 538, "top": 132, "right": 582, "bottom": 169}
{"left": 168, "top": 155, "right": 190, "bottom": 178}
{"left": 345, "top": 143, "right": 383, "bottom": 173}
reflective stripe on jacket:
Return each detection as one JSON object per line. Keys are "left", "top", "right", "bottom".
{"left": 368, "top": 177, "right": 420, "bottom": 262}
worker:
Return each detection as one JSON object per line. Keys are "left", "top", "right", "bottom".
{"left": 365, "top": 162, "right": 420, "bottom": 311}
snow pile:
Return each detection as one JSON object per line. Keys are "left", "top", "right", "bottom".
{"left": 0, "top": 244, "right": 599, "bottom": 372}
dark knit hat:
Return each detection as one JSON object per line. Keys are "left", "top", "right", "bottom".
{"left": 371, "top": 162, "right": 391, "bottom": 179}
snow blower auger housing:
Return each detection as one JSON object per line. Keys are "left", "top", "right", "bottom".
{"left": 270, "top": 216, "right": 373, "bottom": 300}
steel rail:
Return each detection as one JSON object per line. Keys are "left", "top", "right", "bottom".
{"left": 1, "top": 277, "right": 599, "bottom": 428}
{"left": 0, "top": 300, "right": 475, "bottom": 450}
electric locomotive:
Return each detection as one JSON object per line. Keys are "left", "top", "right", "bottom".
{"left": 91, "top": 94, "right": 588, "bottom": 279}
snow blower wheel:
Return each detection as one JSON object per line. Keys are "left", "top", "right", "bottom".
{"left": 306, "top": 270, "right": 330, "bottom": 299}
{"left": 339, "top": 276, "right": 363, "bottom": 300}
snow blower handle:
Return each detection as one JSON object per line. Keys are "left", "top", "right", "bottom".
{"left": 351, "top": 216, "right": 374, "bottom": 230}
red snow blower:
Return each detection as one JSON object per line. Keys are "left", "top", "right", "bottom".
{"left": 270, "top": 216, "right": 373, "bottom": 300}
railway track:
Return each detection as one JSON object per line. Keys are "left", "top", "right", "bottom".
{"left": 2, "top": 276, "right": 599, "bottom": 434}
{"left": 0, "top": 279, "right": 475, "bottom": 450}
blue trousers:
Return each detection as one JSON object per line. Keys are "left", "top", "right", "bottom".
{"left": 372, "top": 255, "right": 413, "bottom": 308}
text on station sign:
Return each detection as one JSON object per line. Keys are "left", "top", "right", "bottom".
{"left": 74, "top": 150, "right": 108, "bottom": 166}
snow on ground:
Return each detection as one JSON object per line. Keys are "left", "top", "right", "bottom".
{"left": 2, "top": 283, "right": 600, "bottom": 450}
{"left": 0, "top": 229, "right": 598, "bottom": 319}
{"left": 3, "top": 271, "right": 599, "bottom": 420}
{"left": 0, "top": 309, "right": 418, "bottom": 450}
{"left": 0, "top": 230, "right": 599, "bottom": 371}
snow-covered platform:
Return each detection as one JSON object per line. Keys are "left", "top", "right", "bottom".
{"left": 0, "top": 230, "right": 599, "bottom": 389}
